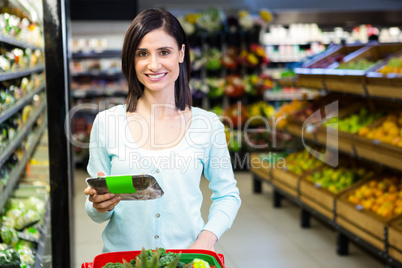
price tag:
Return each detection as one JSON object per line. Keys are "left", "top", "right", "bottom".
{"left": 355, "top": 204, "right": 364, "bottom": 211}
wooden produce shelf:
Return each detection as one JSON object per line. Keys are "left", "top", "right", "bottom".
{"left": 365, "top": 50, "right": 402, "bottom": 99}
{"left": 353, "top": 138, "right": 402, "bottom": 172}
{"left": 249, "top": 153, "right": 271, "bottom": 182}
{"left": 295, "top": 74, "right": 324, "bottom": 89}
{"left": 387, "top": 216, "right": 402, "bottom": 263}
{"left": 324, "top": 43, "right": 402, "bottom": 95}
{"left": 299, "top": 163, "right": 379, "bottom": 222}
{"left": 271, "top": 167, "right": 301, "bottom": 198}
{"left": 335, "top": 179, "right": 400, "bottom": 251}
{"left": 294, "top": 44, "right": 365, "bottom": 90}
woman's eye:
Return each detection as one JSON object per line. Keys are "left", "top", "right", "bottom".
{"left": 160, "top": 50, "right": 170, "bottom": 56}
{"left": 137, "top": 51, "right": 148, "bottom": 57}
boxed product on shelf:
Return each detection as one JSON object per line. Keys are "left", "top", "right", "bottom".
{"left": 324, "top": 43, "right": 402, "bottom": 94}
{"left": 294, "top": 44, "right": 365, "bottom": 89}
{"left": 365, "top": 50, "right": 402, "bottom": 99}
{"left": 336, "top": 174, "right": 402, "bottom": 251}
{"left": 388, "top": 215, "right": 402, "bottom": 263}
{"left": 299, "top": 158, "right": 380, "bottom": 220}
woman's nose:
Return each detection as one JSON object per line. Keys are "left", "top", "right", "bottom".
{"left": 148, "top": 56, "right": 161, "bottom": 72}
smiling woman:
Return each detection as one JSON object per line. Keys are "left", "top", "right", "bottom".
{"left": 83, "top": 8, "right": 241, "bottom": 254}
{"left": 122, "top": 8, "right": 192, "bottom": 112}
{"left": 134, "top": 29, "right": 185, "bottom": 94}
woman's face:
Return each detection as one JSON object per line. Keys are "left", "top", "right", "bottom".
{"left": 134, "top": 28, "right": 185, "bottom": 94}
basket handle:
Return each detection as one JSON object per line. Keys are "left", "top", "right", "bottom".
{"left": 217, "top": 253, "right": 225, "bottom": 267}
{"left": 81, "top": 262, "right": 93, "bottom": 268}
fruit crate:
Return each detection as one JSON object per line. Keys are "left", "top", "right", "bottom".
{"left": 271, "top": 167, "right": 300, "bottom": 198}
{"left": 294, "top": 44, "right": 365, "bottom": 90}
{"left": 299, "top": 158, "right": 381, "bottom": 221}
{"left": 350, "top": 101, "right": 402, "bottom": 172}
{"left": 388, "top": 215, "right": 402, "bottom": 263}
{"left": 286, "top": 92, "right": 360, "bottom": 144}
{"left": 314, "top": 101, "right": 369, "bottom": 155}
{"left": 324, "top": 43, "right": 402, "bottom": 95}
{"left": 336, "top": 175, "right": 402, "bottom": 251}
{"left": 81, "top": 249, "right": 226, "bottom": 268}
{"left": 249, "top": 153, "right": 271, "bottom": 182}
{"left": 271, "top": 149, "right": 324, "bottom": 198}
{"left": 365, "top": 50, "right": 402, "bottom": 99}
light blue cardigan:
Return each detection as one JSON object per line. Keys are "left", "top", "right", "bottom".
{"left": 85, "top": 105, "right": 241, "bottom": 252}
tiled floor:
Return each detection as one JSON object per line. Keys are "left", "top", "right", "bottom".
{"left": 73, "top": 169, "right": 385, "bottom": 268}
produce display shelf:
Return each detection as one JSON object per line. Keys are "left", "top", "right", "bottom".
{"left": 335, "top": 226, "right": 390, "bottom": 264}
{"left": 0, "top": 34, "right": 43, "bottom": 50}
{"left": 0, "top": 114, "right": 46, "bottom": 212}
{"left": 0, "top": 83, "right": 46, "bottom": 124}
{"left": 0, "top": 100, "right": 46, "bottom": 168}
{"left": 250, "top": 168, "right": 402, "bottom": 268}
{"left": 323, "top": 43, "right": 402, "bottom": 94}
{"left": 285, "top": 120, "right": 402, "bottom": 172}
{"left": 365, "top": 49, "right": 402, "bottom": 100}
{"left": 252, "top": 170, "right": 335, "bottom": 228}
{"left": 249, "top": 153, "right": 273, "bottom": 182}
{"left": 34, "top": 200, "right": 51, "bottom": 268}
{"left": 388, "top": 216, "right": 402, "bottom": 263}
{"left": 0, "top": 65, "right": 45, "bottom": 82}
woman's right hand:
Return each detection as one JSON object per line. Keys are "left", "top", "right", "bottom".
{"left": 84, "top": 171, "right": 121, "bottom": 213}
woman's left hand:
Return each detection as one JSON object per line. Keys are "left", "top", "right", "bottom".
{"left": 188, "top": 230, "right": 218, "bottom": 251}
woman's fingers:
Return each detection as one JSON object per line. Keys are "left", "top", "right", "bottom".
{"left": 92, "top": 195, "right": 121, "bottom": 213}
{"left": 84, "top": 186, "right": 96, "bottom": 196}
{"left": 97, "top": 171, "right": 105, "bottom": 176}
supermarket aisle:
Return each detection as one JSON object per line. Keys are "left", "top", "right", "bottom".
{"left": 73, "top": 169, "right": 385, "bottom": 268}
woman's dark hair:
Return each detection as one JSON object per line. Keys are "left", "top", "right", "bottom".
{"left": 122, "top": 8, "right": 192, "bottom": 112}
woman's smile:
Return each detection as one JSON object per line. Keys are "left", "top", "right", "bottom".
{"left": 145, "top": 72, "right": 167, "bottom": 80}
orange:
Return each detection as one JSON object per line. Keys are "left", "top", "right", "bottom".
{"left": 358, "top": 127, "right": 370, "bottom": 137}
{"left": 366, "top": 131, "right": 375, "bottom": 139}
{"left": 381, "top": 209, "right": 392, "bottom": 219}
{"left": 382, "top": 121, "right": 398, "bottom": 130}
{"left": 394, "top": 207, "right": 402, "bottom": 216}
{"left": 363, "top": 188, "right": 374, "bottom": 198}
{"left": 372, "top": 204, "right": 380, "bottom": 213}
{"left": 386, "top": 193, "right": 397, "bottom": 202}
{"left": 348, "top": 195, "right": 360, "bottom": 205}
{"left": 387, "top": 127, "right": 400, "bottom": 137}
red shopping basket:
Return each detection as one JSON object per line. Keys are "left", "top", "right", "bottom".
{"left": 81, "top": 249, "right": 225, "bottom": 268}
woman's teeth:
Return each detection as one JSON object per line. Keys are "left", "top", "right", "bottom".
{"left": 148, "top": 73, "right": 165, "bottom": 79}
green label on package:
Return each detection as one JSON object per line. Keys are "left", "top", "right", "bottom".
{"left": 105, "top": 175, "right": 137, "bottom": 194}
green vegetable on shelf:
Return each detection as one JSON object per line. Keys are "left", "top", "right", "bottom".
{"left": 0, "top": 248, "right": 20, "bottom": 267}
{"left": 0, "top": 226, "right": 19, "bottom": 247}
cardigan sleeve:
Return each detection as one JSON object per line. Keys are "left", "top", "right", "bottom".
{"left": 202, "top": 114, "right": 241, "bottom": 239}
{"left": 85, "top": 113, "right": 114, "bottom": 223}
